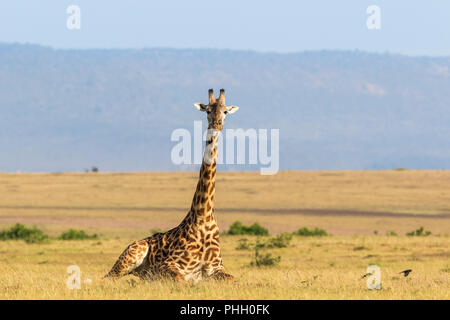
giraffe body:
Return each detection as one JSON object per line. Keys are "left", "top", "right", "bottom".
{"left": 105, "top": 89, "right": 238, "bottom": 282}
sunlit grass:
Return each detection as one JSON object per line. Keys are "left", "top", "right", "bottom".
{"left": 0, "top": 171, "right": 449, "bottom": 299}
{"left": 0, "top": 235, "right": 448, "bottom": 299}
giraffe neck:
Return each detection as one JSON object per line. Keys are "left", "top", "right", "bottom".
{"left": 184, "top": 129, "right": 219, "bottom": 227}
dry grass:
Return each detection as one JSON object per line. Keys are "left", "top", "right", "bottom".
{"left": 0, "top": 236, "right": 448, "bottom": 299}
{"left": 1, "top": 170, "right": 450, "bottom": 214}
{"left": 0, "top": 170, "right": 449, "bottom": 299}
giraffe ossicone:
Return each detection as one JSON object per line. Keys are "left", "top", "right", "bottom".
{"left": 104, "top": 89, "right": 239, "bottom": 282}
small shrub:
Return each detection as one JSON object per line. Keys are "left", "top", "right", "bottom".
{"left": 0, "top": 223, "right": 48, "bottom": 244}
{"left": 236, "top": 238, "right": 251, "bottom": 250}
{"left": 406, "top": 226, "right": 431, "bottom": 237}
{"left": 250, "top": 246, "right": 280, "bottom": 267}
{"left": 293, "top": 227, "right": 328, "bottom": 237}
{"left": 266, "top": 233, "right": 293, "bottom": 248}
{"left": 386, "top": 230, "right": 398, "bottom": 236}
{"left": 353, "top": 246, "right": 368, "bottom": 251}
{"left": 227, "top": 221, "right": 269, "bottom": 236}
{"left": 58, "top": 229, "right": 98, "bottom": 240}
{"left": 236, "top": 233, "right": 292, "bottom": 250}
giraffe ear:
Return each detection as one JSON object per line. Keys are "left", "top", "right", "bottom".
{"left": 194, "top": 103, "right": 209, "bottom": 112}
{"left": 226, "top": 105, "right": 239, "bottom": 114}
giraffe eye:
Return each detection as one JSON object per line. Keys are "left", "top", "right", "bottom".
{"left": 224, "top": 111, "right": 228, "bottom": 115}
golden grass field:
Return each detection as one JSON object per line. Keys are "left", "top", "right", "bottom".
{"left": 0, "top": 170, "right": 449, "bottom": 299}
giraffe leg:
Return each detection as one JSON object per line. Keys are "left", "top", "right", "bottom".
{"left": 160, "top": 261, "right": 186, "bottom": 282}
{"left": 104, "top": 239, "right": 149, "bottom": 279}
{"left": 204, "top": 257, "right": 234, "bottom": 281}
{"left": 210, "top": 269, "right": 234, "bottom": 281}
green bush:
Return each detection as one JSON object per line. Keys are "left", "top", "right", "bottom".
{"left": 227, "top": 221, "right": 269, "bottom": 236}
{"left": 236, "top": 238, "right": 251, "bottom": 250}
{"left": 250, "top": 245, "right": 280, "bottom": 267}
{"left": 293, "top": 227, "right": 328, "bottom": 237}
{"left": 236, "top": 233, "right": 292, "bottom": 250}
{"left": 386, "top": 230, "right": 398, "bottom": 236}
{"left": 406, "top": 226, "right": 431, "bottom": 237}
{"left": 58, "top": 229, "right": 98, "bottom": 240}
{"left": 0, "top": 223, "right": 48, "bottom": 244}
{"left": 265, "top": 233, "right": 293, "bottom": 248}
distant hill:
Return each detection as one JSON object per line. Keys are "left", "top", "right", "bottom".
{"left": 0, "top": 43, "right": 449, "bottom": 172}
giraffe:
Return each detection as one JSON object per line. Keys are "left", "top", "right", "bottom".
{"left": 104, "top": 89, "right": 239, "bottom": 282}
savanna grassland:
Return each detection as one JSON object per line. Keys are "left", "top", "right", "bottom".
{"left": 0, "top": 170, "right": 449, "bottom": 299}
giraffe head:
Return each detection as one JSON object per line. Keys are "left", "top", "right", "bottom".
{"left": 193, "top": 89, "right": 239, "bottom": 131}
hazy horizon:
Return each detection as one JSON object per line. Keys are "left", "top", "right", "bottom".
{"left": 3, "top": 41, "right": 450, "bottom": 59}
{"left": 1, "top": 44, "right": 449, "bottom": 173}
{"left": 1, "top": 1, "right": 449, "bottom": 172}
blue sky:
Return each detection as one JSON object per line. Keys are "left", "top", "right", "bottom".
{"left": 0, "top": 0, "right": 449, "bottom": 55}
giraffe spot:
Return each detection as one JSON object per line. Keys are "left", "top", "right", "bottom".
{"left": 187, "top": 245, "right": 197, "bottom": 251}
{"left": 178, "top": 260, "right": 187, "bottom": 267}
{"left": 204, "top": 247, "right": 218, "bottom": 261}
{"left": 211, "top": 241, "right": 220, "bottom": 248}
{"left": 204, "top": 249, "right": 211, "bottom": 260}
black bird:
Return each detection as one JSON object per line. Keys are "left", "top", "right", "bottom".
{"left": 399, "top": 269, "right": 412, "bottom": 277}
